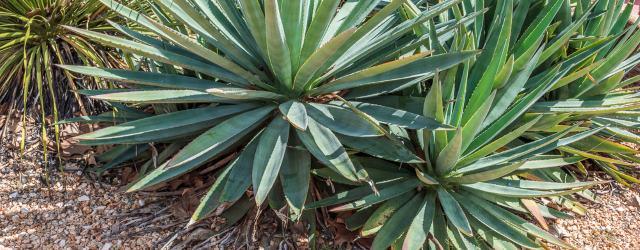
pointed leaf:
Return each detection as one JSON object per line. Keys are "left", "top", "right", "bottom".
{"left": 402, "top": 192, "right": 436, "bottom": 250}
{"left": 371, "top": 193, "right": 424, "bottom": 250}
{"left": 253, "top": 117, "right": 290, "bottom": 206}
{"left": 265, "top": 0, "right": 293, "bottom": 88}
{"left": 189, "top": 166, "right": 232, "bottom": 224}
{"left": 280, "top": 137, "right": 311, "bottom": 220}
{"left": 437, "top": 188, "right": 472, "bottom": 236}
{"left": 220, "top": 133, "right": 262, "bottom": 202}
{"left": 306, "top": 103, "right": 383, "bottom": 137}
{"left": 77, "top": 104, "right": 257, "bottom": 145}
{"left": 279, "top": 100, "right": 309, "bottom": 130}
{"left": 295, "top": 29, "right": 356, "bottom": 90}
{"left": 58, "top": 65, "right": 225, "bottom": 91}
{"left": 296, "top": 117, "right": 361, "bottom": 181}
{"left": 330, "top": 101, "right": 453, "bottom": 130}
{"left": 63, "top": 26, "right": 248, "bottom": 86}
{"left": 128, "top": 106, "right": 275, "bottom": 191}
{"left": 330, "top": 179, "right": 420, "bottom": 212}
{"left": 311, "top": 51, "right": 479, "bottom": 94}
{"left": 338, "top": 134, "right": 423, "bottom": 163}
{"left": 436, "top": 128, "right": 463, "bottom": 175}
{"left": 361, "top": 192, "right": 416, "bottom": 236}
{"left": 207, "top": 87, "right": 285, "bottom": 101}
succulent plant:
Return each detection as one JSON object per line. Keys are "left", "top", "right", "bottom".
{"left": 0, "top": 0, "right": 124, "bottom": 111}
{"left": 60, "top": 0, "right": 484, "bottom": 224}
{"left": 308, "top": 0, "right": 612, "bottom": 248}
{"left": 0, "top": 0, "right": 128, "bottom": 136}
{"left": 524, "top": 0, "right": 640, "bottom": 184}
{"left": 56, "top": 0, "right": 640, "bottom": 248}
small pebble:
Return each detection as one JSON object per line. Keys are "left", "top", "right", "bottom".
{"left": 101, "top": 242, "right": 113, "bottom": 250}
{"left": 77, "top": 195, "right": 90, "bottom": 202}
{"left": 0, "top": 128, "right": 174, "bottom": 249}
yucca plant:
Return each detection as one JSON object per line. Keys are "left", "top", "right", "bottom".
{"left": 60, "top": 0, "right": 484, "bottom": 225}
{"left": 0, "top": 0, "right": 124, "bottom": 160}
{"left": 0, "top": 0, "right": 118, "bottom": 112}
{"left": 307, "top": 0, "right": 610, "bottom": 248}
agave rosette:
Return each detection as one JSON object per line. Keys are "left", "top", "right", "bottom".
{"left": 309, "top": 0, "right": 607, "bottom": 248}
{"left": 60, "top": 0, "right": 485, "bottom": 223}
{"left": 519, "top": 0, "right": 640, "bottom": 184}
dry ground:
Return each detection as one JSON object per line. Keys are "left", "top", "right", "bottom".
{"left": 0, "top": 166, "right": 175, "bottom": 249}
{"left": 553, "top": 184, "right": 640, "bottom": 249}
{"left": 0, "top": 118, "right": 179, "bottom": 249}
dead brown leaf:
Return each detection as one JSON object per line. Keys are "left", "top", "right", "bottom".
{"left": 327, "top": 213, "right": 360, "bottom": 247}
{"left": 521, "top": 199, "right": 549, "bottom": 230}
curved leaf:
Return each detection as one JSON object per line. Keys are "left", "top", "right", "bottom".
{"left": 330, "top": 101, "right": 453, "bottom": 130}
{"left": 280, "top": 137, "right": 311, "bottom": 220}
{"left": 279, "top": 100, "right": 308, "bottom": 130}
{"left": 253, "top": 117, "right": 290, "bottom": 206}
{"left": 306, "top": 103, "right": 383, "bottom": 137}
{"left": 437, "top": 188, "right": 472, "bottom": 236}
{"left": 81, "top": 89, "right": 230, "bottom": 104}
{"left": 207, "top": 87, "right": 285, "bottom": 101}
{"left": 58, "top": 65, "right": 225, "bottom": 91}
{"left": 78, "top": 104, "right": 258, "bottom": 145}
{"left": 128, "top": 106, "right": 275, "bottom": 191}
{"left": 296, "top": 117, "right": 361, "bottom": 182}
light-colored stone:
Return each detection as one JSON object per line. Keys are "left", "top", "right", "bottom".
{"left": 77, "top": 195, "right": 90, "bottom": 202}
{"left": 100, "top": 242, "right": 113, "bottom": 250}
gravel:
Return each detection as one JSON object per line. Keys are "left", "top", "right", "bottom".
{"left": 0, "top": 160, "right": 177, "bottom": 249}
{"left": 77, "top": 195, "right": 90, "bottom": 202}
{"left": 0, "top": 117, "right": 178, "bottom": 249}
{"left": 552, "top": 183, "right": 640, "bottom": 249}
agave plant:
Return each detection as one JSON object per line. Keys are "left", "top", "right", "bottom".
{"left": 398, "top": 0, "right": 640, "bottom": 186}
{"left": 61, "top": 0, "right": 484, "bottom": 224}
{"left": 312, "top": 152, "right": 601, "bottom": 249}
{"left": 308, "top": 0, "right": 609, "bottom": 248}
{"left": 517, "top": 0, "right": 640, "bottom": 184}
